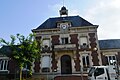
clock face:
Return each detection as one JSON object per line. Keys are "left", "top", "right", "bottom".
{"left": 62, "top": 24, "right": 67, "bottom": 29}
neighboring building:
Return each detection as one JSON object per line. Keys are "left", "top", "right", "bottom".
{"left": 0, "top": 6, "right": 120, "bottom": 80}
{"left": 0, "top": 47, "right": 30, "bottom": 80}
{"left": 0, "top": 46, "right": 18, "bottom": 80}
{"left": 99, "top": 39, "right": 120, "bottom": 66}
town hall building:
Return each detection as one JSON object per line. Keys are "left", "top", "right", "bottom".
{"left": 0, "top": 6, "right": 120, "bottom": 80}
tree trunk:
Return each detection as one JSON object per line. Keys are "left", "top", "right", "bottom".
{"left": 20, "top": 67, "right": 22, "bottom": 80}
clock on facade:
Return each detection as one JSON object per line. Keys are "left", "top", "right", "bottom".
{"left": 61, "top": 24, "right": 67, "bottom": 29}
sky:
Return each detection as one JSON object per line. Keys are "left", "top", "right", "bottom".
{"left": 0, "top": 0, "right": 120, "bottom": 42}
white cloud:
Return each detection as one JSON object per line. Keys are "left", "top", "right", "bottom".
{"left": 84, "top": 0, "right": 120, "bottom": 40}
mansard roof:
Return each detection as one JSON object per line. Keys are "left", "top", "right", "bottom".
{"left": 99, "top": 39, "right": 120, "bottom": 50}
{"left": 35, "top": 16, "right": 94, "bottom": 30}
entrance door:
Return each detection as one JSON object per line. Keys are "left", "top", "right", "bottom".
{"left": 61, "top": 55, "right": 72, "bottom": 74}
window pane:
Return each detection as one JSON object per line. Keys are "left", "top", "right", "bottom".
{"left": 105, "top": 56, "right": 109, "bottom": 65}
{"left": 4, "top": 60, "right": 7, "bottom": 70}
{"left": 61, "top": 37, "right": 68, "bottom": 44}
{"left": 1, "top": 61, "right": 4, "bottom": 70}
{"left": 112, "top": 56, "right": 115, "bottom": 60}
{"left": 86, "top": 56, "right": 90, "bottom": 66}
{"left": 65, "top": 38, "right": 68, "bottom": 44}
{"left": 106, "top": 55, "right": 116, "bottom": 65}
{"left": 61, "top": 38, "right": 64, "bottom": 44}
{"left": 82, "top": 56, "right": 86, "bottom": 66}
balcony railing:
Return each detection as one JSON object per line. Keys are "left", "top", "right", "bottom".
{"left": 54, "top": 44, "right": 77, "bottom": 51}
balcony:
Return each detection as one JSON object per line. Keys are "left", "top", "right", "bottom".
{"left": 54, "top": 44, "right": 77, "bottom": 51}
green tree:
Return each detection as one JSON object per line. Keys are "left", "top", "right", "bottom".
{"left": 0, "top": 33, "right": 41, "bottom": 80}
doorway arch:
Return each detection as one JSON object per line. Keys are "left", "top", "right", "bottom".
{"left": 61, "top": 55, "right": 72, "bottom": 74}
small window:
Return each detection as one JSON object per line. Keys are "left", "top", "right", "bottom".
{"left": 61, "top": 37, "right": 68, "bottom": 44}
{"left": 0, "top": 59, "right": 8, "bottom": 71}
{"left": 105, "top": 55, "right": 116, "bottom": 65}
{"left": 82, "top": 54, "right": 90, "bottom": 68}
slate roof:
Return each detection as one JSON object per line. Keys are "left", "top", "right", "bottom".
{"left": 35, "top": 16, "right": 94, "bottom": 30}
{"left": 99, "top": 39, "right": 120, "bottom": 50}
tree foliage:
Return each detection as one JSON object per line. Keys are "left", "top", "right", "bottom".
{"left": 0, "top": 33, "right": 41, "bottom": 80}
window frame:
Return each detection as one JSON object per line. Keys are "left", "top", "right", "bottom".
{"left": 61, "top": 37, "right": 69, "bottom": 44}
{"left": 0, "top": 59, "right": 9, "bottom": 71}
{"left": 105, "top": 55, "right": 116, "bottom": 65}
{"left": 81, "top": 53, "right": 90, "bottom": 68}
